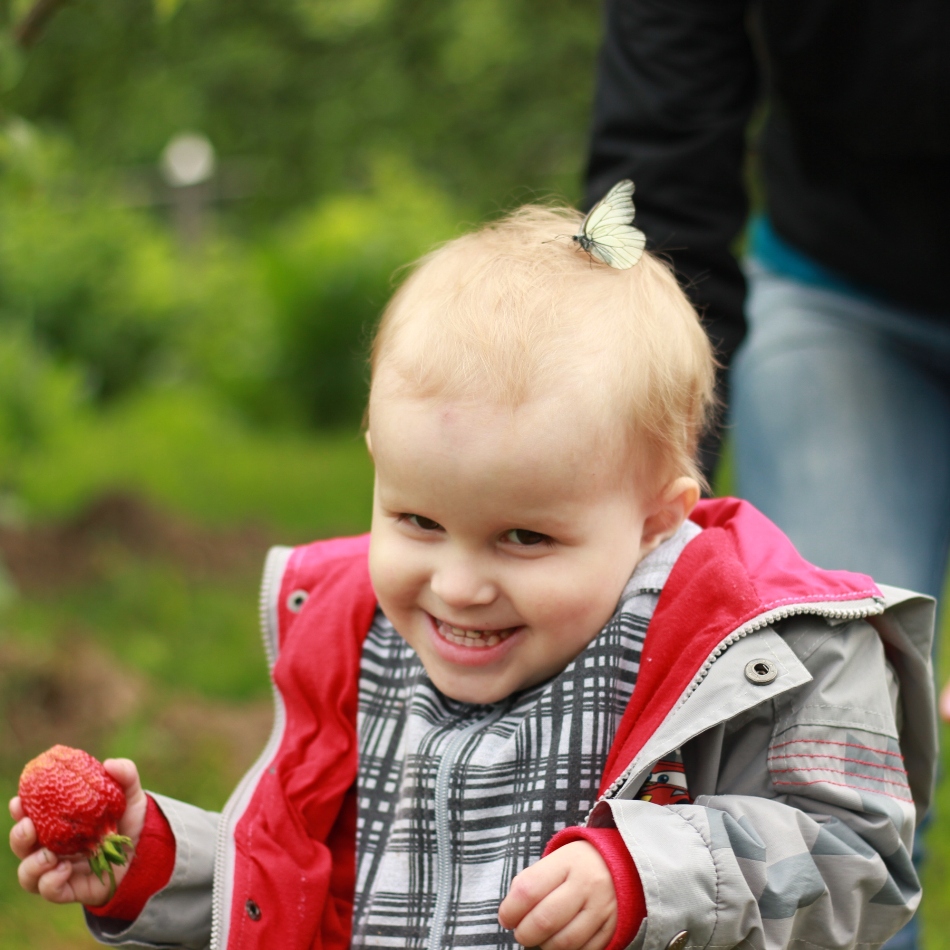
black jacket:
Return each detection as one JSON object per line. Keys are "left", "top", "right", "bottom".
{"left": 586, "top": 0, "right": 950, "bottom": 372}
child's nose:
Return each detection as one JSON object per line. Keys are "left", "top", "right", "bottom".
{"left": 430, "top": 559, "right": 498, "bottom": 609}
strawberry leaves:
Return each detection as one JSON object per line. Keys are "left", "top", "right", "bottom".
{"left": 88, "top": 832, "right": 133, "bottom": 893}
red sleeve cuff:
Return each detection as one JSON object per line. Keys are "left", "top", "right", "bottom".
{"left": 544, "top": 826, "right": 645, "bottom": 950}
{"left": 86, "top": 794, "right": 176, "bottom": 922}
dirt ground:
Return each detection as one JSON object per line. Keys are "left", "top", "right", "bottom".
{"left": 0, "top": 492, "right": 274, "bottom": 792}
{"left": 0, "top": 491, "right": 275, "bottom": 593}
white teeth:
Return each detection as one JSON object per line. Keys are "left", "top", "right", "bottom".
{"left": 437, "top": 621, "right": 515, "bottom": 649}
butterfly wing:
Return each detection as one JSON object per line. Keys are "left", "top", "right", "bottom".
{"left": 582, "top": 179, "right": 635, "bottom": 230}
{"left": 577, "top": 179, "right": 646, "bottom": 269}
{"left": 587, "top": 224, "right": 646, "bottom": 269}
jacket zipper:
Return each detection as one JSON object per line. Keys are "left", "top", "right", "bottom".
{"left": 426, "top": 703, "right": 510, "bottom": 950}
{"left": 591, "top": 597, "right": 885, "bottom": 811}
{"left": 209, "top": 547, "right": 288, "bottom": 950}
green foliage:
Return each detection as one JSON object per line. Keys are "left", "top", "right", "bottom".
{"left": 0, "top": 120, "right": 464, "bottom": 430}
{"left": 0, "top": 0, "right": 600, "bottom": 434}
{"left": 172, "top": 238, "right": 282, "bottom": 422}
{"left": 2, "top": 0, "right": 597, "bottom": 218}
{"left": 920, "top": 594, "right": 950, "bottom": 949}
{"left": 7, "top": 557, "right": 271, "bottom": 700}
{"left": 263, "top": 162, "right": 461, "bottom": 426}
{"left": 922, "top": 727, "right": 950, "bottom": 949}
{"left": 0, "top": 328, "right": 86, "bottom": 486}
{"left": 12, "top": 386, "right": 374, "bottom": 532}
{"left": 0, "top": 122, "right": 182, "bottom": 400}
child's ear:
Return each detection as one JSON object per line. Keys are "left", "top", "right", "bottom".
{"left": 639, "top": 476, "right": 700, "bottom": 558}
{"left": 364, "top": 430, "right": 373, "bottom": 457}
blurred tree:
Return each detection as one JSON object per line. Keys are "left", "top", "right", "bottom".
{"left": 11, "top": 0, "right": 70, "bottom": 48}
{"left": 262, "top": 159, "right": 459, "bottom": 426}
{"left": 0, "top": 0, "right": 603, "bottom": 429}
{"left": 0, "top": 327, "right": 86, "bottom": 492}
{"left": 0, "top": 121, "right": 182, "bottom": 400}
{"left": 1, "top": 0, "right": 600, "bottom": 220}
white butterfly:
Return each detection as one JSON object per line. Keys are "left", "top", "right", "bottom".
{"left": 573, "top": 179, "right": 646, "bottom": 269}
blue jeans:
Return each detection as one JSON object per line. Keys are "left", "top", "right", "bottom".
{"left": 734, "top": 263, "right": 950, "bottom": 602}
{"left": 732, "top": 263, "right": 947, "bottom": 950}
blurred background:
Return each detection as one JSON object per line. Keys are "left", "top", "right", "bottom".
{"left": 0, "top": 1, "right": 946, "bottom": 947}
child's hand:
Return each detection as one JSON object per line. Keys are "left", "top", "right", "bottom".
{"left": 8, "top": 758, "right": 148, "bottom": 907}
{"left": 498, "top": 841, "right": 616, "bottom": 950}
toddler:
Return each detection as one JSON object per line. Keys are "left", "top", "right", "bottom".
{"left": 10, "top": 205, "right": 937, "bottom": 950}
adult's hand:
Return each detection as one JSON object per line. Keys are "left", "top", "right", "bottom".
{"left": 940, "top": 679, "right": 950, "bottom": 723}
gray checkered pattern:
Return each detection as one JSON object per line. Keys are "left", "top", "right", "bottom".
{"left": 352, "top": 523, "right": 700, "bottom": 950}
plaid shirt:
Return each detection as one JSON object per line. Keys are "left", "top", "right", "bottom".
{"left": 352, "top": 522, "right": 700, "bottom": 950}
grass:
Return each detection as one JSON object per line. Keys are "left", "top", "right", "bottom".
{"left": 920, "top": 589, "right": 950, "bottom": 949}
{"left": 922, "top": 726, "right": 950, "bottom": 949}
{"left": 12, "top": 386, "right": 375, "bottom": 536}
{"left": 0, "top": 403, "right": 948, "bottom": 948}
{"left": 5, "top": 558, "right": 270, "bottom": 701}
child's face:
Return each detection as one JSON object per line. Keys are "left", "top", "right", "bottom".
{"left": 367, "top": 385, "right": 667, "bottom": 704}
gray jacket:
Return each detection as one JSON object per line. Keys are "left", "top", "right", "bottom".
{"left": 86, "top": 547, "right": 937, "bottom": 950}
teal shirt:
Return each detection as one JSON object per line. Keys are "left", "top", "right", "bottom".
{"left": 749, "top": 215, "right": 865, "bottom": 298}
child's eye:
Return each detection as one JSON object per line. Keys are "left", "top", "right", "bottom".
{"left": 503, "top": 528, "right": 549, "bottom": 546}
{"left": 402, "top": 514, "right": 443, "bottom": 531}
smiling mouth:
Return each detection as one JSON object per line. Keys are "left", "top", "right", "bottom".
{"left": 434, "top": 619, "right": 519, "bottom": 649}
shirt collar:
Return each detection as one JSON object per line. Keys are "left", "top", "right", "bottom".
{"left": 622, "top": 518, "right": 703, "bottom": 598}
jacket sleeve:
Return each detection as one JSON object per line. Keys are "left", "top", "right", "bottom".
{"left": 586, "top": 0, "right": 758, "bottom": 473}
{"left": 587, "top": 0, "right": 757, "bottom": 358}
{"left": 85, "top": 793, "right": 218, "bottom": 950}
{"left": 604, "top": 617, "right": 923, "bottom": 950}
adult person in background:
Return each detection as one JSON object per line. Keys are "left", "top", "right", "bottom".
{"left": 584, "top": 3, "right": 948, "bottom": 949}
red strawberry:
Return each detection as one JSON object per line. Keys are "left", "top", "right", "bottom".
{"left": 18, "top": 745, "right": 132, "bottom": 889}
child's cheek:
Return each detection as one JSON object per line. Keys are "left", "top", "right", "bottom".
{"left": 369, "top": 533, "right": 424, "bottom": 613}
{"left": 533, "top": 572, "right": 597, "bottom": 628}
{"left": 368, "top": 533, "right": 404, "bottom": 608}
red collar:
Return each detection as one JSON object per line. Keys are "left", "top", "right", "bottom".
{"left": 599, "top": 497, "right": 880, "bottom": 793}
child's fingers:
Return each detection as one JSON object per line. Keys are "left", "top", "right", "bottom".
{"left": 103, "top": 758, "right": 142, "bottom": 799}
{"left": 9, "top": 795, "right": 24, "bottom": 821}
{"left": 16, "top": 847, "right": 60, "bottom": 894}
{"left": 34, "top": 859, "right": 78, "bottom": 904}
{"left": 512, "top": 882, "right": 586, "bottom": 948}
{"left": 61, "top": 861, "right": 116, "bottom": 907}
{"left": 557, "top": 913, "right": 616, "bottom": 950}
{"left": 103, "top": 758, "right": 148, "bottom": 843}
{"left": 498, "top": 855, "right": 570, "bottom": 929}
{"left": 9, "top": 817, "right": 38, "bottom": 861}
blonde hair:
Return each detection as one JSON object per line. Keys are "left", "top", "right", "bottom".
{"left": 369, "top": 204, "right": 715, "bottom": 492}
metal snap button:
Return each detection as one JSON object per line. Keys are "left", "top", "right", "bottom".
{"left": 745, "top": 658, "right": 778, "bottom": 684}
{"left": 287, "top": 589, "right": 309, "bottom": 613}
{"left": 664, "top": 931, "right": 689, "bottom": 950}
{"left": 245, "top": 898, "right": 262, "bottom": 921}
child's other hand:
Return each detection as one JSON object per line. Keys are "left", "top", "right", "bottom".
{"left": 8, "top": 758, "right": 148, "bottom": 907}
{"left": 498, "top": 841, "right": 616, "bottom": 950}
